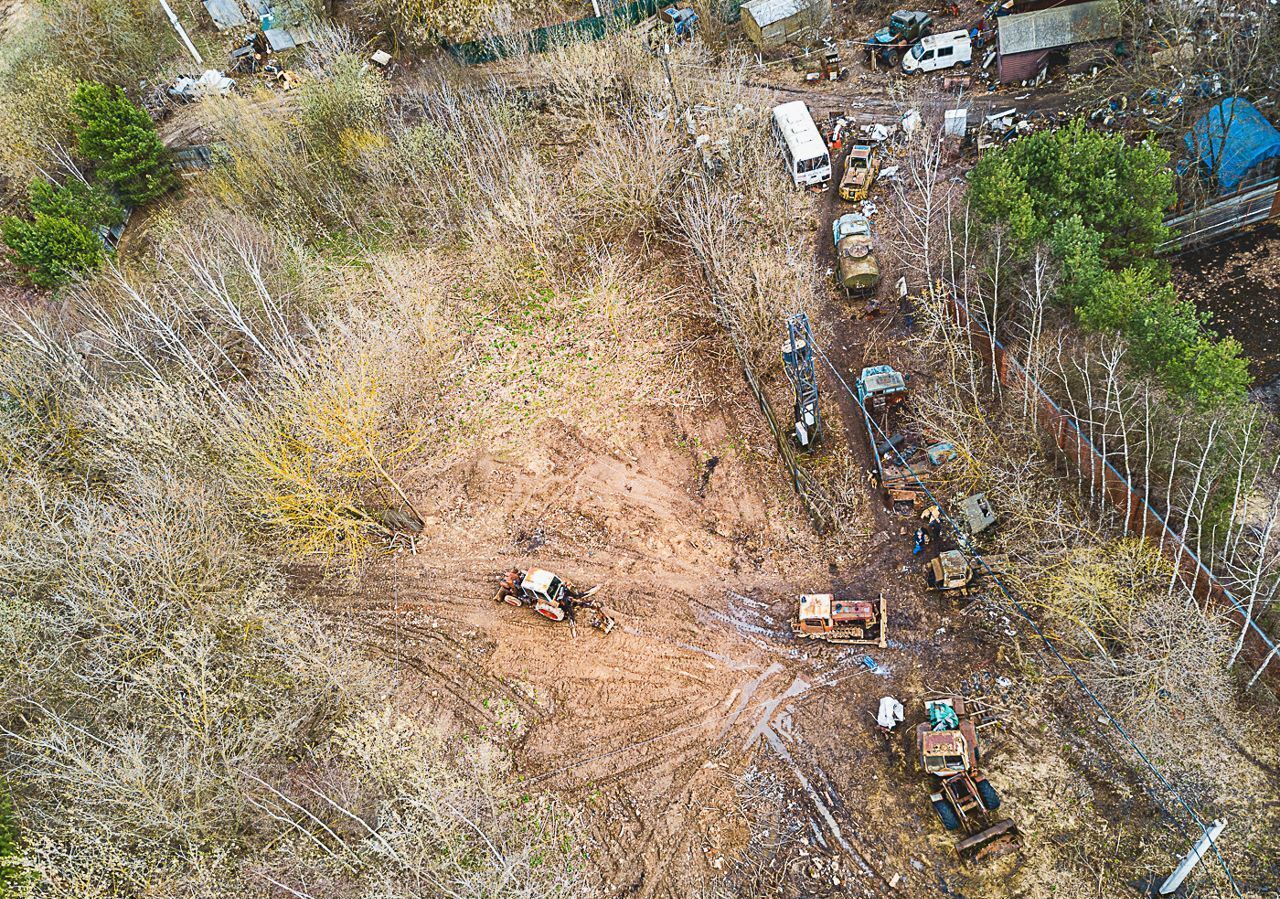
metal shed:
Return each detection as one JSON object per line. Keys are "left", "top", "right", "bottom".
{"left": 741, "top": 0, "right": 831, "bottom": 48}
{"left": 995, "top": 0, "right": 1119, "bottom": 82}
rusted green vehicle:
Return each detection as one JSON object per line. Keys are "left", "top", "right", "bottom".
{"left": 833, "top": 213, "right": 880, "bottom": 296}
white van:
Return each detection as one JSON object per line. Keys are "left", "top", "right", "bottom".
{"left": 771, "top": 101, "right": 832, "bottom": 188}
{"left": 901, "top": 30, "right": 972, "bottom": 74}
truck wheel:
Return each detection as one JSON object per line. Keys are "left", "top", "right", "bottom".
{"left": 976, "top": 779, "right": 1001, "bottom": 811}
{"left": 932, "top": 798, "right": 961, "bottom": 830}
{"left": 888, "top": 50, "right": 901, "bottom": 67}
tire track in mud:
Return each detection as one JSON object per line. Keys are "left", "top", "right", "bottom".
{"left": 311, "top": 444, "right": 904, "bottom": 896}
{"left": 334, "top": 562, "right": 905, "bottom": 896}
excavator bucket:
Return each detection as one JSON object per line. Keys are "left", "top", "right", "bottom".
{"left": 956, "top": 818, "right": 1019, "bottom": 861}
{"left": 593, "top": 611, "right": 617, "bottom": 634}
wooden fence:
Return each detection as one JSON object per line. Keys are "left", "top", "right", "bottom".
{"left": 947, "top": 293, "right": 1280, "bottom": 689}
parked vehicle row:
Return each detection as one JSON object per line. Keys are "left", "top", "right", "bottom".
{"left": 771, "top": 102, "right": 885, "bottom": 303}
{"left": 865, "top": 8, "right": 975, "bottom": 75}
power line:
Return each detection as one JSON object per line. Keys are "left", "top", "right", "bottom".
{"left": 807, "top": 337, "right": 1245, "bottom": 898}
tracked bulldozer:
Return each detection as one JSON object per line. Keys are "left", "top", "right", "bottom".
{"left": 795, "top": 592, "right": 887, "bottom": 647}
{"left": 923, "top": 550, "right": 1008, "bottom": 597}
{"left": 924, "top": 549, "right": 980, "bottom": 595}
{"left": 495, "top": 568, "right": 616, "bottom": 633}
{"left": 917, "top": 697, "right": 1019, "bottom": 860}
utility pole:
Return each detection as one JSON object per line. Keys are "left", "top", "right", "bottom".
{"left": 661, "top": 42, "right": 678, "bottom": 108}
{"left": 158, "top": 0, "right": 204, "bottom": 67}
{"left": 1159, "top": 819, "right": 1227, "bottom": 896}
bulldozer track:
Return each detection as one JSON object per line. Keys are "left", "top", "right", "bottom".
{"left": 327, "top": 603, "right": 553, "bottom": 723}
{"left": 564, "top": 737, "right": 705, "bottom": 794}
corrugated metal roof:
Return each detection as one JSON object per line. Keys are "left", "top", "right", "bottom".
{"left": 743, "top": 0, "right": 816, "bottom": 27}
{"left": 996, "top": 0, "right": 1120, "bottom": 55}
{"left": 265, "top": 24, "right": 316, "bottom": 51}
{"left": 203, "top": 0, "right": 247, "bottom": 29}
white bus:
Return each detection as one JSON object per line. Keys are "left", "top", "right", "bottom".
{"left": 771, "top": 101, "right": 831, "bottom": 189}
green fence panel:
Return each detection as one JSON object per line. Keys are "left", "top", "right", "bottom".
{"left": 445, "top": 0, "right": 664, "bottom": 66}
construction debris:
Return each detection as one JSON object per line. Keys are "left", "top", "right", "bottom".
{"left": 168, "top": 70, "right": 234, "bottom": 102}
{"left": 203, "top": 0, "right": 246, "bottom": 29}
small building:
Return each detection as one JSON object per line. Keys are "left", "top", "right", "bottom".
{"left": 741, "top": 0, "right": 831, "bottom": 48}
{"left": 1184, "top": 99, "right": 1280, "bottom": 195}
{"left": 995, "top": 0, "right": 1120, "bottom": 83}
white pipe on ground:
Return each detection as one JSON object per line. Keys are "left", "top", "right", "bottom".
{"left": 1159, "top": 819, "right": 1227, "bottom": 895}
{"left": 158, "top": 0, "right": 204, "bottom": 66}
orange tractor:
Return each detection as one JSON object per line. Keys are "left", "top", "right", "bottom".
{"left": 495, "top": 568, "right": 616, "bottom": 633}
{"left": 917, "top": 697, "right": 1019, "bottom": 859}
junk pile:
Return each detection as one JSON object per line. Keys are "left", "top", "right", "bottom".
{"left": 683, "top": 103, "right": 750, "bottom": 175}
{"left": 1089, "top": 72, "right": 1226, "bottom": 131}
{"left": 801, "top": 43, "right": 845, "bottom": 81}
{"left": 168, "top": 69, "right": 234, "bottom": 102}
{"left": 855, "top": 364, "right": 982, "bottom": 511}
{"left": 206, "top": 0, "right": 317, "bottom": 79}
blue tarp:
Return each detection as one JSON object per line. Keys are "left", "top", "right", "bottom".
{"left": 1184, "top": 98, "right": 1280, "bottom": 194}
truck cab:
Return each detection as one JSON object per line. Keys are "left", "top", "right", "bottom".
{"left": 867, "top": 10, "right": 933, "bottom": 66}
{"left": 924, "top": 549, "right": 974, "bottom": 593}
{"left": 856, "top": 365, "right": 907, "bottom": 410}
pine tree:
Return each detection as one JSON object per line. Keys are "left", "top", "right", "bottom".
{"left": 28, "top": 178, "right": 126, "bottom": 231}
{"left": 1, "top": 213, "right": 103, "bottom": 288}
{"left": 69, "top": 82, "right": 175, "bottom": 206}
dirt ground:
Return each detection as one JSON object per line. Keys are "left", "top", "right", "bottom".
{"left": 1174, "top": 222, "right": 1280, "bottom": 408}
{"left": 306, "top": 274, "right": 1235, "bottom": 897}
{"left": 303, "top": 191, "right": 1258, "bottom": 899}
{"left": 296, "top": 29, "right": 1280, "bottom": 899}
{"left": 317, "top": 383, "right": 1022, "bottom": 897}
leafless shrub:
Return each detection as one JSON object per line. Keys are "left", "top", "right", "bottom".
{"left": 347, "top": 0, "right": 499, "bottom": 44}
{"left": 573, "top": 107, "right": 682, "bottom": 242}
{"left": 529, "top": 29, "right": 667, "bottom": 117}
{"left": 0, "top": 234, "right": 592, "bottom": 899}
{"left": 667, "top": 108, "right": 812, "bottom": 369}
